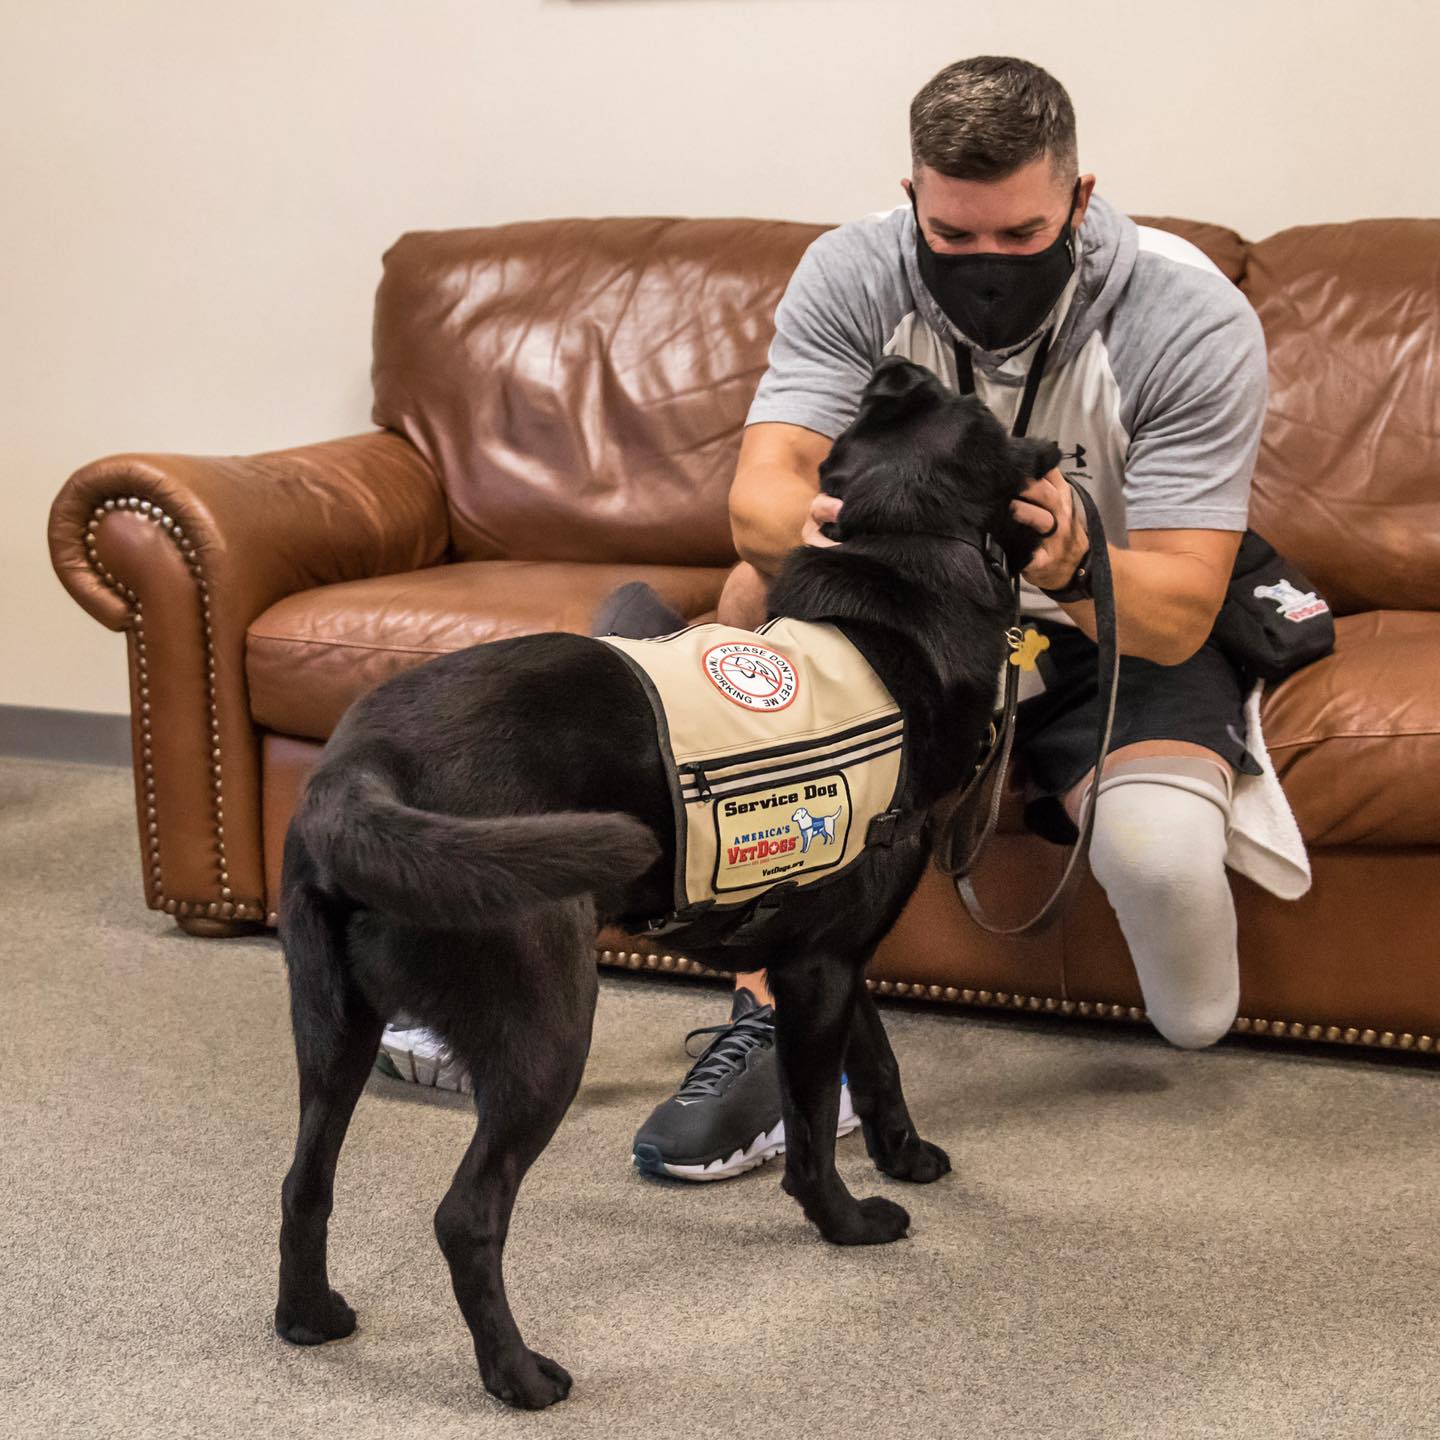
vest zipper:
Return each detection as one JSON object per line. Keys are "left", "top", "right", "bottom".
{"left": 678, "top": 712, "right": 900, "bottom": 779}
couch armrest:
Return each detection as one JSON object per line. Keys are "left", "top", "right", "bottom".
{"left": 47, "top": 430, "right": 448, "bottom": 933}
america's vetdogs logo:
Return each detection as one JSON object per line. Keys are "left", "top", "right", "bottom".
{"left": 702, "top": 642, "right": 799, "bottom": 711}
{"left": 713, "top": 775, "right": 850, "bottom": 891}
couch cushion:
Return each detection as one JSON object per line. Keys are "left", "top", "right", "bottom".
{"left": 1127, "top": 216, "right": 1248, "bottom": 283}
{"left": 1242, "top": 219, "right": 1440, "bottom": 616}
{"left": 371, "top": 213, "right": 1249, "bottom": 575}
{"left": 247, "top": 561, "right": 728, "bottom": 741}
{"left": 372, "top": 218, "right": 828, "bottom": 569}
{"left": 1261, "top": 610, "right": 1440, "bottom": 846}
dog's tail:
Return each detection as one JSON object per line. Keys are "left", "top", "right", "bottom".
{"left": 296, "top": 765, "right": 662, "bottom": 931}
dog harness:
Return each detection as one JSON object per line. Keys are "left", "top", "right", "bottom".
{"left": 599, "top": 618, "right": 910, "bottom": 940}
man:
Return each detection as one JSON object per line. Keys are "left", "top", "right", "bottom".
{"left": 626, "top": 54, "right": 1269, "bottom": 1181}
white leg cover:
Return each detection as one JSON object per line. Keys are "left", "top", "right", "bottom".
{"left": 1083, "top": 760, "right": 1238, "bottom": 1050}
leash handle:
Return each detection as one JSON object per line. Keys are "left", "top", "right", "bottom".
{"left": 935, "top": 482, "right": 1119, "bottom": 936}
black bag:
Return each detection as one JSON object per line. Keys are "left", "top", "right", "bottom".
{"left": 1208, "top": 530, "right": 1335, "bottom": 685}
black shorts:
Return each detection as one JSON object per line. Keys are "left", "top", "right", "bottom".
{"left": 1012, "top": 619, "right": 1261, "bottom": 844}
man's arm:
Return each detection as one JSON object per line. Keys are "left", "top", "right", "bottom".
{"left": 1075, "top": 528, "right": 1240, "bottom": 664}
{"left": 735, "top": 223, "right": 877, "bottom": 577}
{"left": 730, "top": 421, "right": 835, "bottom": 579}
{"left": 1016, "top": 270, "right": 1267, "bottom": 665}
{"left": 739, "top": 425, "right": 1238, "bottom": 663}
{"left": 1014, "top": 470, "right": 1241, "bottom": 665}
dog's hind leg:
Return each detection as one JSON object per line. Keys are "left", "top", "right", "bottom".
{"left": 275, "top": 877, "right": 384, "bottom": 1346}
{"left": 844, "top": 985, "right": 951, "bottom": 1183}
{"left": 769, "top": 959, "right": 911, "bottom": 1245}
{"left": 433, "top": 912, "right": 598, "bottom": 1410}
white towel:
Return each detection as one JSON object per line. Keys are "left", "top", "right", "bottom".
{"left": 1226, "top": 680, "right": 1311, "bottom": 899}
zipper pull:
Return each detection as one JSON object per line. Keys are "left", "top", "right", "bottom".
{"left": 684, "top": 763, "right": 713, "bottom": 799}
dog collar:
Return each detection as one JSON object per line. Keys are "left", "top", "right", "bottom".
{"left": 920, "top": 529, "right": 1011, "bottom": 581}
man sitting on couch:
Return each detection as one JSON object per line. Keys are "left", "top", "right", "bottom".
{"left": 379, "top": 55, "right": 1270, "bottom": 1186}
{"left": 621, "top": 53, "right": 1269, "bottom": 1181}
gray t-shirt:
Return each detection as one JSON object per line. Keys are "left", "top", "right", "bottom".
{"left": 745, "top": 193, "right": 1269, "bottom": 622}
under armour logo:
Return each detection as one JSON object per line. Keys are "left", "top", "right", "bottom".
{"left": 1060, "top": 443, "right": 1088, "bottom": 470}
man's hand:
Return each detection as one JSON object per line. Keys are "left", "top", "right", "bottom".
{"left": 808, "top": 475, "right": 1090, "bottom": 579}
{"left": 803, "top": 491, "right": 843, "bottom": 548}
{"left": 1011, "top": 467, "right": 1089, "bottom": 590}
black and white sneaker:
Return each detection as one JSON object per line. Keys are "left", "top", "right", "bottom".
{"left": 631, "top": 987, "right": 857, "bottom": 1182}
{"left": 374, "top": 1020, "right": 473, "bottom": 1095}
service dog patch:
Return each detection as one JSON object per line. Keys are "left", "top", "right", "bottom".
{"left": 702, "top": 642, "right": 799, "bottom": 712}
{"left": 713, "top": 773, "right": 851, "bottom": 892}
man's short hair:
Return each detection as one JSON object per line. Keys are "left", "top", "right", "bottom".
{"left": 910, "top": 56, "right": 1078, "bottom": 190}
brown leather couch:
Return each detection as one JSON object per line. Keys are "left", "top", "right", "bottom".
{"left": 48, "top": 211, "right": 1440, "bottom": 1056}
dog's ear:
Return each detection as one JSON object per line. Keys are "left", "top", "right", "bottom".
{"left": 992, "top": 511, "right": 1045, "bottom": 577}
{"left": 860, "top": 357, "right": 937, "bottom": 421}
{"left": 865, "top": 355, "right": 931, "bottom": 396}
{"left": 1010, "top": 435, "right": 1063, "bottom": 481}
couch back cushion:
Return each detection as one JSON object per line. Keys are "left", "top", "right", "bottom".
{"left": 1241, "top": 220, "right": 1440, "bottom": 615}
{"left": 372, "top": 218, "right": 826, "bottom": 567}
{"left": 1129, "top": 216, "right": 1249, "bottom": 284}
{"left": 374, "top": 213, "right": 1440, "bottom": 613}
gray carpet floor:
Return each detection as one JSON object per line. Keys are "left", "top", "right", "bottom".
{"left": 3, "top": 756, "right": 1437, "bottom": 1439}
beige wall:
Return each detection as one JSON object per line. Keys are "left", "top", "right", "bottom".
{"left": 5, "top": 0, "right": 1437, "bottom": 716}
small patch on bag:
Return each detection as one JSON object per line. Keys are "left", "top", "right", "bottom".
{"left": 1253, "top": 579, "right": 1330, "bottom": 624}
{"left": 702, "top": 641, "right": 799, "bottom": 711}
{"left": 711, "top": 773, "right": 851, "bottom": 892}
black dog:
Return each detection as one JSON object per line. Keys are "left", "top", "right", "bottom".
{"left": 274, "top": 356, "right": 1055, "bottom": 1408}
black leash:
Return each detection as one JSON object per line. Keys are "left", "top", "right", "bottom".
{"left": 933, "top": 334, "right": 1121, "bottom": 935}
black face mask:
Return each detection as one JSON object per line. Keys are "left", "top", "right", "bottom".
{"left": 911, "top": 178, "right": 1081, "bottom": 353}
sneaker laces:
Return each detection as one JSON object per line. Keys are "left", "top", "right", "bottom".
{"left": 674, "top": 1007, "right": 776, "bottom": 1100}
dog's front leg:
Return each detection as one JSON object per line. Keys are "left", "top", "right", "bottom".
{"left": 769, "top": 960, "right": 910, "bottom": 1245}
{"left": 845, "top": 985, "right": 951, "bottom": 1183}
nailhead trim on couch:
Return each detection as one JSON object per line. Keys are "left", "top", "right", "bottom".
{"left": 84, "top": 496, "right": 265, "bottom": 924}
{"left": 591, "top": 948, "right": 1437, "bottom": 1054}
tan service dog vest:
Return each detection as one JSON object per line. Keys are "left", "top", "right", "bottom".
{"left": 600, "top": 618, "right": 905, "bottom": 927}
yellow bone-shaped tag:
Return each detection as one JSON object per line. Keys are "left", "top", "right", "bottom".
{"left": 1007, "top": 627, "right": 1051, "bottom": 672}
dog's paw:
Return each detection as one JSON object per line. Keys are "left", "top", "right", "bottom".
{"left": 274, "top": 1287, "right": 357, "bottom": 1345}
{"left": 822, "top": 1195, "right": 911, "bottom": 1246}
{"left": 484, "top": 1348, "right": 574, "bottom": 1410}
{"left": 877, "top": 1137, "right": 952, "bottom": 1184}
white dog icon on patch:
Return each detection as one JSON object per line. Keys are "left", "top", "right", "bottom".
{"left": 791, "top": 805, "right": 842, "bottom": 853}
{"left": 1253, "top": 578, "right": 1330, "bottom": 623}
